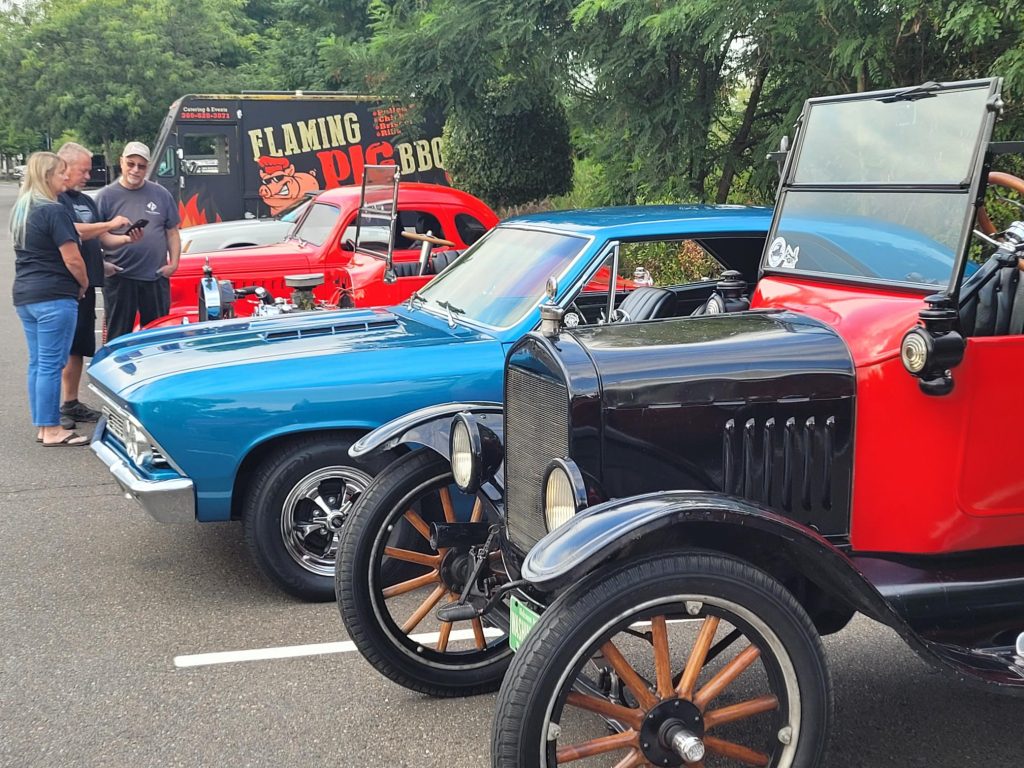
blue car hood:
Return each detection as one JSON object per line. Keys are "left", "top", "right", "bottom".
{"left": 89, "top": 307, "right": 475, "bottom": 398}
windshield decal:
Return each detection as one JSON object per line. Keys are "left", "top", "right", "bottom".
{"left": 767, "top": 236, "right": 800, "bottom": 269}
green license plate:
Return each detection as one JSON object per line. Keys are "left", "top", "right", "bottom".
{"left": 509, "top": 594, "right": 541, "bottom": 651}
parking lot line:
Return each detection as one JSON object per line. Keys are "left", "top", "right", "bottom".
{"left": 173, "top": 627, "right": 504, "bottom": 669}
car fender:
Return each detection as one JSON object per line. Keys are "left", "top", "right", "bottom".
{"left": 349, "top": 402, "right": 503, "bottom": 461}
{"left": 522, "top": 490, "right": 895, "bottom": 618}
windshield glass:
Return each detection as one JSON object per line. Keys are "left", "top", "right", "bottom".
{"left": 767, "top": 82, "right": 994, "bottom": 289}
{"left": 416, "top": 226, "right": 588, "bottom": 328}
{"left": 291, "top": 202, "right": 339, "bottom": 246}
{"left": 279, "top": 198, "right": 312, "bottom": 223}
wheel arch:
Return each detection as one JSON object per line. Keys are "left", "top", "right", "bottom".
{"left": 349, "top": 402, "right": 503, "bottom": 463}
{"left": 230, "top": 427, "right": 375, "bottom": 520}
{"left": 521, "top": 491, "right": 893, "bottom": 636}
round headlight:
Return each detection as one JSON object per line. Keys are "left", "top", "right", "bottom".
{"left": 543, "top": 459, "right": 588, "bottom": 532}
{"left": 901, "top": 329, "right": 930, "bottom": 374}
{"left": 704, "top": 294, "right": 725, "bottom": 314}
{"left": 450, "top": 418, "right": 475, "bottom": 491}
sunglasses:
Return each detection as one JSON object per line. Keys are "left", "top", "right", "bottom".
{"left": 263, "top": 173, "right": 287, "bottom": 184}
{"left": 125, "top": 160, "right": 149, "bottom": 170}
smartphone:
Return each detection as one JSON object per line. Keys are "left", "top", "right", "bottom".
{"left": 126, "top": 218, "right": 148, "bottom": 233}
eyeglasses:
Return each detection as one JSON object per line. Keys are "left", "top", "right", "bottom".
{"left": 124, "top": 160, "right": 149, "bottom": 170}
{"left": 263, "top": 173, "right": 286, "bottom": 184}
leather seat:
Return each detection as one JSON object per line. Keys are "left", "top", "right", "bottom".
{"left": 616, "top": 287, "right": 676, "bottom": 322}
{"left": 960, "top": 259, "right": 1024, "bottom": 336}
{"left": 430, "top": 250, "right": 462, "bottom": 273}
{"left": 390, "top": 260, "right": 422, "bottom": 278}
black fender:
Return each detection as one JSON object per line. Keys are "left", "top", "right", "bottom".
{"left": 521, "top": 489, "right": 1024, "bottom": 695}
{"left": 349, "top": 402, "right": 503, "bottom": 461}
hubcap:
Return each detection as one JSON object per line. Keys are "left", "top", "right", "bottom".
{"left": 639, "top": 697, "right": 704, "bottom": 766}
{"left": 280, "top": 465, "right": 372, "bottom": 576}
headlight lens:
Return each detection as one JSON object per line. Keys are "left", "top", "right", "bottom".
{"left": 125, "top": 419, "right": 151, "bottom": 465}
{"left": 704, "top": 294, "right": 725, "bottom": 314}
{"left": 544, "top": 467, "right": 575, "bottom": 532}
{"left": 901, "top": 329, "right": 929, "bottom": 374}
{"left": 450, "top": 418, "right": 474, "bottom": 490}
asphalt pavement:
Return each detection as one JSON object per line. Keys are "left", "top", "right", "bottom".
{"left": 1, "top": 179, "right": 1022, "bottom": 767}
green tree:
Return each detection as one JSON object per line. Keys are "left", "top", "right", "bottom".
{"left": 0, "top": 0, "right": 257, "bottom": 160}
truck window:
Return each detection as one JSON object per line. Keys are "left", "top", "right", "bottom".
{"left": 156, "top": 146, "right": 176, "bottom": 178}
{"left": 182, "top": 133, "right": 230, "bottom": 175}
{"left": 455, "top": 213, "right": 487, "bottom": 245}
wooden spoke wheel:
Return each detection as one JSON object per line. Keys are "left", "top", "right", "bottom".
{"left": 336, "top": 448, "right": 512, "bottom": 697}
{"left": 978, "top": 171, "right": 1024, "bottom": 236}
{"left": 492, "top": 552, "right": 832, "bottom": 768}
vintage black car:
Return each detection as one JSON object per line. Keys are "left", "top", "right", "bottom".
{"left": 338, "top": 78, "right": 1024, "bottom": 767}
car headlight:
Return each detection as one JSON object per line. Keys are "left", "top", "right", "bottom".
{"left": 703, "top": 293, "right": 725, "bottom": 314}
{"left": 125, "top": 419, "right": 152, "bottom": 465}
{"left": 449, "top": 413, "right": 503, "bottom": 493}
{"left": 543, "top": 459, "right": 588, "bottom": 532}
{"left": 900, "top": 328, "right": 929, "bottom": 373}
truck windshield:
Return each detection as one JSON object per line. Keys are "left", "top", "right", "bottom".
{"left": 416, "top": 226, "right": 588, "bottom": 329}
{"left": 291, "top": 202, "right": 339, "bottom": 246}
{"left": 767, "top": 81, "right": 994, "bottom": 289}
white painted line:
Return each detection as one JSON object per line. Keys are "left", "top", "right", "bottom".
{"left": 174, "top": 627, "right": 504, "bottom": 669}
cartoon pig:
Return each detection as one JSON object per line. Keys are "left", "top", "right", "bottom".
{"left": 258, "top": 156, "right": 321, "bottom": 215}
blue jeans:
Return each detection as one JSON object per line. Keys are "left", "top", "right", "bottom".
{"left": 16, "top": 298, "right": 78, "bottom": 427}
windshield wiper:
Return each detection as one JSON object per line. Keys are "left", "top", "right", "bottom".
{"left": 436, "top": 300, "right": 465, "bottom": 328}
{"left": 406, "top": 290, "right": 426, "bottom": 311}
{"left": 878, "top": 81, "right": 941, "bottom": 103}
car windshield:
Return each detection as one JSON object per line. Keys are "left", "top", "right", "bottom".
{"left": 415, "top": 226, "right": 589, "bottom": 328}
{"left": 766, "top": 82, "right": 994, "bottom": 289}
{"left": 279, "top": 198, "right": 312, "bottom": 223}
{"left": 290, "top": 202, "right": 339, "bottom": 246}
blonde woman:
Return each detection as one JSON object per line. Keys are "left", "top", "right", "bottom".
{"left": 10, "top": 151, "right": 90, "bottom": 446}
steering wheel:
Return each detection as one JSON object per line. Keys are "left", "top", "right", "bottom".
{"left": 404, "top": 231, "right": 456, "bottom": 247}
{"left": 977, "top": 171, "right": 1024, "bottom": 235}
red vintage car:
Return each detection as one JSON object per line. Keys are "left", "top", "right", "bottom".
{"left": 156, "top": 182, "right": 498, "bottom": 325}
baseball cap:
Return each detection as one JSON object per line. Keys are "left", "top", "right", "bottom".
{"left": 122, "top": 141, "right": 151, "bottom": 162}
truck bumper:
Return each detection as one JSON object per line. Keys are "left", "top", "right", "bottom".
{"left": 90, "top": 420, "right": 195, "bottom": 524}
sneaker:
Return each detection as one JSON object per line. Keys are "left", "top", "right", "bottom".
{"left": 60, "top": 415, "right": 76, "bottom": 430}
{"left": 60, "top": 401, "right": 102, "bottom": 422}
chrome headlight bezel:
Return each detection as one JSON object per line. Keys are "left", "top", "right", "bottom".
{"left": 448, "top": 413, "right": 503, "bottom": 494}
{"left": 124, "top": 418, "right": 153, "bottom": 466}
{"left": 543, "top": 458, "right": 588, "bottom": 533}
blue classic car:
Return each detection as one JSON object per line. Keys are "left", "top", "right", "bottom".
{"left": 87, "top": 205, "right": 771, "bottom": 600}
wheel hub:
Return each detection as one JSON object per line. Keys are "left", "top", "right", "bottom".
{"left": 438, "top": 549, "right": 474, "bottom": 592}
{"left": 638, "top": 698, "right": 705, "bottom": 766}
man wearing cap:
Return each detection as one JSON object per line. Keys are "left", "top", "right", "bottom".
{"left": 95, "top": 141, "right": 181, "bottom": 340}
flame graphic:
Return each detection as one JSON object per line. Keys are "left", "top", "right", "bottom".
{"left": 178, "top": 195, "right": 223, "bottom": 228}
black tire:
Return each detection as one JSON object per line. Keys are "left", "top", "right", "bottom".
{"left": 242, "top": 435, "right": 391, "bottom": 602}
{"left": 492, "top": 551, "right": 832, "bottom": 768}
{"left": 336, "top": 448, "right": 513, "bottom": 697}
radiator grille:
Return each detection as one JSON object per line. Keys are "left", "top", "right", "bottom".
{"left": 504, "top": 366, "right": 569, "bottom": 551}
{"left": 101, "top": 406, "right": 169, "bottom": 468}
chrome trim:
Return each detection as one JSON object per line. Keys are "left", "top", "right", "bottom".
{"left": 90, "top": 418, "right": 195, "bottom": 524}
{"left": 87, "top": 384, "right": 185, "bottom": 475}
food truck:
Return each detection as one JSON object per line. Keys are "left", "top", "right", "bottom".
{"left": 148, "top": 92, "right": 448, "bottom": 227}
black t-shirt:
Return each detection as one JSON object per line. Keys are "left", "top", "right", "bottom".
{"left": 12, "top": 200, "right": 82, "bottom": 306}
{"left": 60, "top": 190, "right": 105, "bottom": 287}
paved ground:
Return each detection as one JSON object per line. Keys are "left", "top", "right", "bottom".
{"left": 1, "top": 179, "right": 1022, "bottom": 767}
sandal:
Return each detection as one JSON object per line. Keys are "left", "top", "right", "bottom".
{"left": 42, "top": 432, "right": 90, "bottom": 447}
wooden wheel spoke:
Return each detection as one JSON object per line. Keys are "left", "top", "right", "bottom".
{"left": 704, "top": 735, "right": 771, "bottom": 767}
{"left": 384, "top": 546, "right": 441, "bottom": 568}
{"left": 439, "top": 487, "right": 457, "bottom": 523}
{"left": 401, "top": 584, "right": 447, "bottom": 633}
{"left": 611, "top": 749, "right": 648, "bottom": 768}
{"left": 403, "top": 509, "right": 433, "bottom": 541}
{"left": 676, "top": 615, "right": 720, "bottom": 700}
{"left": 471, "top": 617, "right": 487, "bottom": 649}
{"left": 555, "top": 729, "right": 638, "bottom": 763}
{"left": 600, "top": 641, "right": 657, "bottom": 711}
{"left": 704, "top": 694, "right": 779, "bottom": 731}
{"left": 469, "top": 497, "right": 483, "bottom": 523}
{"left": 382, "top": 569, "right": 440, "bottom": 599}
{"left": 436, "top": 595, "right": 457, "bottom": 652}
{"left": 693, "top": 643, "right": 761, "bottom": 711}
{"left": 650, "top": 615, "right": 674, "bottom": 699}
{"left": 565, "top": 692, "right": 643, "bottom": 730}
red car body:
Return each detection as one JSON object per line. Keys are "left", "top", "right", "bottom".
{"left": 157, "top": 183, "right": 498, "bottom": 325}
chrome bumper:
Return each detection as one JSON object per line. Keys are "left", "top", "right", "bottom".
{"left": 90, "top": 419, "right": 195, "bottom": 524}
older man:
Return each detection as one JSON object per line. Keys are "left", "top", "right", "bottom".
{"left": 95, "top": 141, "right": 181, "bottom": 340}
{"left": 56, "top": 142, "right": 137, "bottom": 427}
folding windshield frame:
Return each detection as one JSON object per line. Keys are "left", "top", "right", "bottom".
{"left": 352, "top": 164, "right": 401, "bottom": 280}
{"left": 763, "top": 78, "right": 1003, "bottom": 298}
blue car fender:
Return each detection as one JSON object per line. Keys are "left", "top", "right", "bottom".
{"left": 349, "top": 401, "right": 503, "bottom": 461}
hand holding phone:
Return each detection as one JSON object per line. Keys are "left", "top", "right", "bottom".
{"left": 126, "top": 218, "right": 148, "bottom": 234}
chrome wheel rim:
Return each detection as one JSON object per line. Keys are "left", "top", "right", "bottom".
{"left": 281, "top": 465, "right": 372, "bottom": 576}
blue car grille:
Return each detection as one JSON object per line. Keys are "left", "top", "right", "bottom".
{"left": 504, "top": 365, "right": 569, "bottom": 551}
